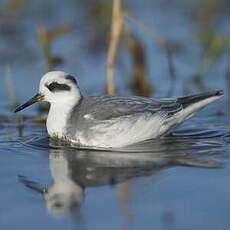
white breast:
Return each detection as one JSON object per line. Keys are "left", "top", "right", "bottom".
{"left": 46, "top": 105, "right": 67, "bottom": 137}
{"left": 47, "top": 101, "right": 77, "bottom": 138}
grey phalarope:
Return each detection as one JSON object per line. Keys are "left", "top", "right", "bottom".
{"left": 15, "top": 71, "right": 224, "bottom": 148}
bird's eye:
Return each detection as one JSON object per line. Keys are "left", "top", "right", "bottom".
{"left": 48, "top": 82, "right": 56, "bottom": 91}
{"left": 46, "top": 82, "right": 71, "bottom": 92}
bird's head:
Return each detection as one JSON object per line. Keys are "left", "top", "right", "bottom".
{"left": 15, "top": 71, "right": 81, "bottom": 112}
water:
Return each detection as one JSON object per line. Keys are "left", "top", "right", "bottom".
{"left": 0, "top": 0, "right": 230, "bottom": 229}
{"left": 1, "top": 105, "right": 230, "bottom": 230}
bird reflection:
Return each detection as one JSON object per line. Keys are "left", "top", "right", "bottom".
{"left": 44, "top": 149, "right": 84, "bottom": 214}
{"left": 19, "top": 136, "right": 220, "bottom": 217}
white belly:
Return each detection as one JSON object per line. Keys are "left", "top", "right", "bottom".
{"left": 74, "top": 113, "right": 168, "bottom": 148}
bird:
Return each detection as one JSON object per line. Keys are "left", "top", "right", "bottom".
{"left": 14, "top": 71, "right": 224, "bottom": 148}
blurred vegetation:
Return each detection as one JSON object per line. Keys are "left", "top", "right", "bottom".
{"left": 123, "top": 25, "right": 150, "bottom": 96}
{"left": 37, "top": 25, "right": 71, "bottom": 71}
{"left": 0, "top": 0, "right": 229, "bottom": 122}
{"left": 191, "top": 0, "right": 230, "bottom": 91}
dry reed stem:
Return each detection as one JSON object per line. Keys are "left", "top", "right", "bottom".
{"left": 30, "top": 115, "right": 47, "bottom": 125}
{"left": 37, "top": 25, "right": 71, "bottom": 72}
{"left": 125, "top": 12, "right": 166, "bottom": 47}
{"left": 18, "top": 114, "right": 24, "bottom": 137}
{"left": 4, "top": 65, "right": 17, "bottom": 109}
{"left": 106, "top": 0, "right": 124, "bottom": 94}
{"left": 37, "top": 26, "right": 52, "bottom": 71}
{"left": 118, "top": 182, "right": 133, "bottom": 226}
{"left": 125, "top": 12, "right": 177, "bottom": 95}
{"left": 122, "top": 24, "right": 151, "bottom": 96}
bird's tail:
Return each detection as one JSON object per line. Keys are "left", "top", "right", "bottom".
{"left": 178, "top": 90, "right": 224, "bottom": 109}
{"left": 176, "top": 90, "right": 223, "bottom": 122}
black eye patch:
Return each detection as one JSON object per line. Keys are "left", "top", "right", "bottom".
{"left": 46, "top": 82, "right": 71, "bottom": 92}
{"left": 65, "top": 74, "right": 77, "bottom": 84}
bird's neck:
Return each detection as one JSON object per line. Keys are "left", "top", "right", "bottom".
{"left": 46, "top": 97, "right": 81, "bottom": 138}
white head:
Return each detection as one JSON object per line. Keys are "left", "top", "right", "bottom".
{"left": 15, "top": 71, "right": 81, "bottom": 112}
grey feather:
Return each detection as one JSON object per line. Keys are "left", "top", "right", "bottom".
{"left": 65, "top": 90, "right": 223, "bottom": 144}
{"left": 72, "top": 95, "right": 182, "bottom": 120}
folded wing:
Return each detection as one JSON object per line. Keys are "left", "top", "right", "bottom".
{"left": 78, "top": 95, "right": 182, "bottom": 120}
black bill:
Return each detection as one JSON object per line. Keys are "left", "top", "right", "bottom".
{"left": 14, "top": 93, "right": 44, "bottom": 113}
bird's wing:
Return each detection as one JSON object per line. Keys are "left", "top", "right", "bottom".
{"left": 80, "top": 96, "right": 183, "bottom": 120}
